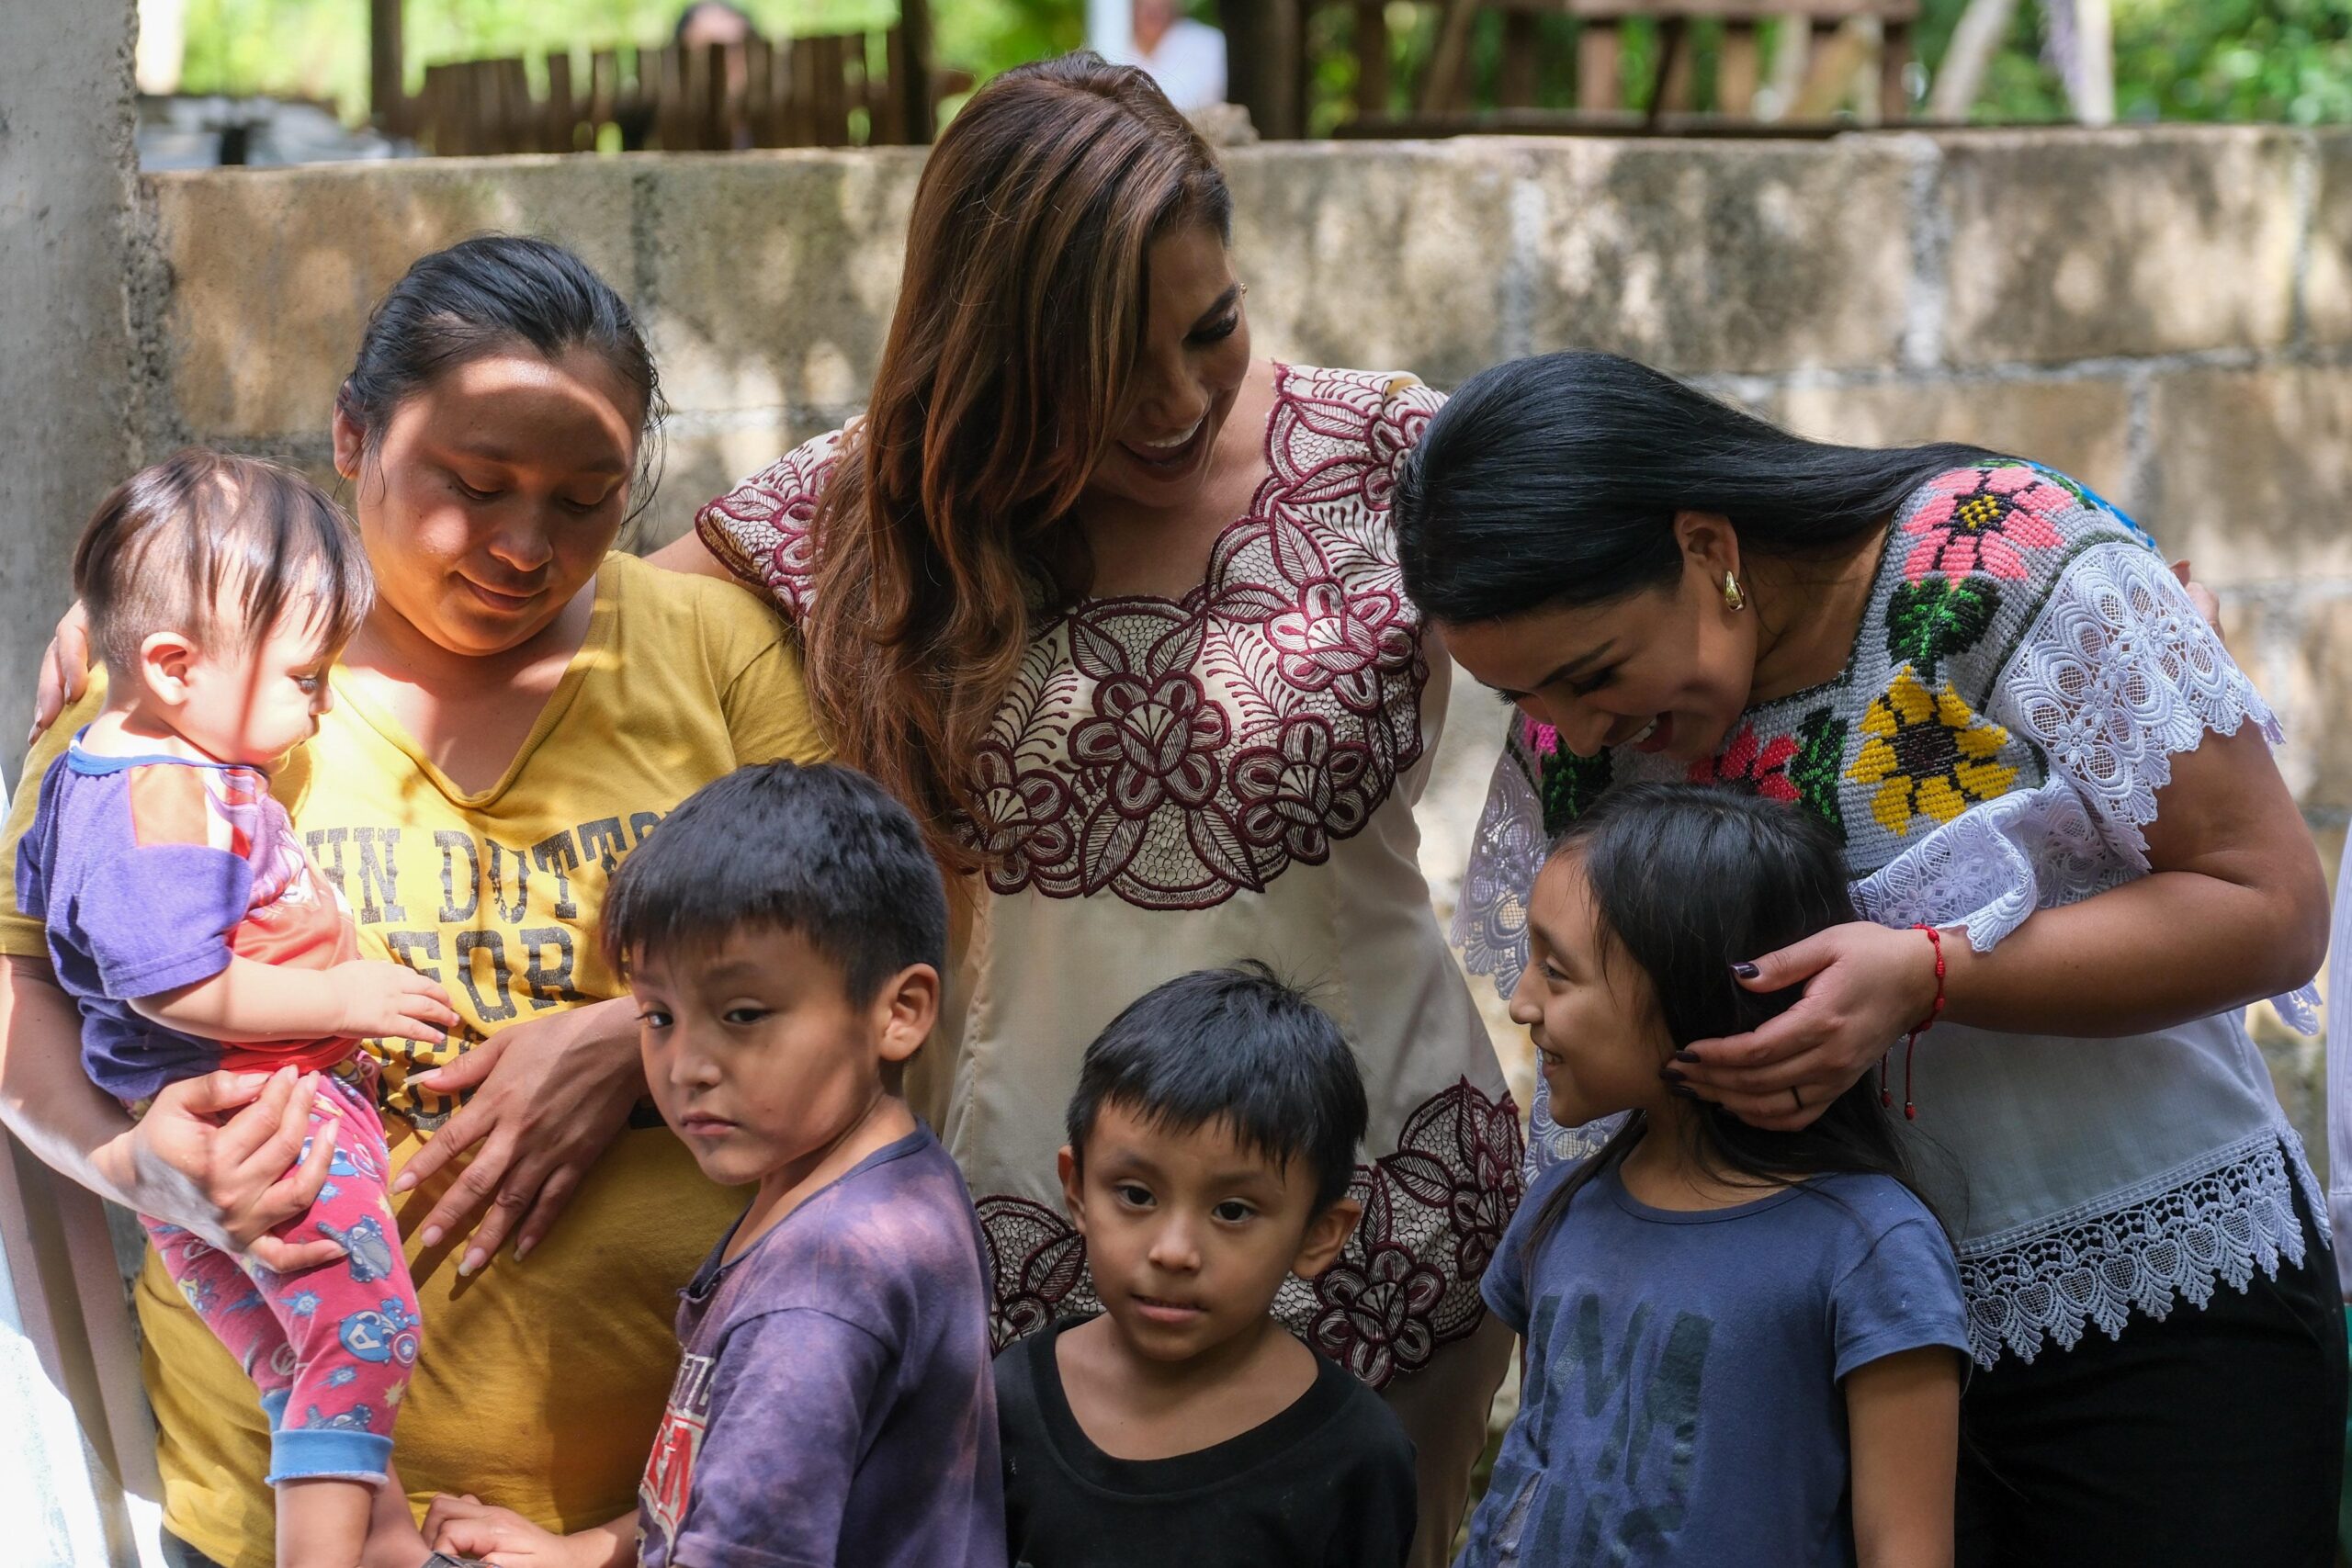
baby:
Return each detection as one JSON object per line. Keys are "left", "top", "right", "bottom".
{"left": 995, "top": 963, "right": 1419, "bottom": 1568}
{"left": 16, "top": 450, "right": 457, "bottom": 1568}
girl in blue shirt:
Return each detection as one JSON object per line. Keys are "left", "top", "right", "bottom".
{"left": 1461, "top": 784, "right": 1968, "bottom": 1568}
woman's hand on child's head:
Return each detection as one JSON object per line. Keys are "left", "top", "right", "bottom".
{"left": 331, "top": 960, "right": 458, "bottom": 1044}
{"left": 1671, "top": 921, "right": 1944, "bottom": 1132}
{"left": 29, "top": 599, "right": 91, "bottom": 740}
{"left": 132, "top": 1066, "right": 346, "bottom": 1271}
{"left": 391, "top": 998, "right": 643, "bottom": 1275}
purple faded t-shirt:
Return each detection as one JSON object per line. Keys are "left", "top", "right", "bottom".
{"left": 15, "top": 742, "right": 356, "bottom": 1100}
{"left": 636, "top": 1122, "right": 1007, "bottom": 1568}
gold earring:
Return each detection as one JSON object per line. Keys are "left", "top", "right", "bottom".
{"left": 1722, "top": 571, "right": 1747, "bottom": 612}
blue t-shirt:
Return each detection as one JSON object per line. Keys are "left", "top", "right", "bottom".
{"left": 1459, "top": 1156, "right": 1968, "bottom": 1568}
{"left": 636, "top": 1122, "right": 1007, "bottom": 1568}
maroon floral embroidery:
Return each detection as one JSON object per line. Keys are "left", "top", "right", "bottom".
{"left": 1231, "top": 717, "right": 1377, "bottom": 863}
{"left": 695, "top": 369, "right": 1436, "bottom": 912}
{"left": 975, "top": 1194, "right": 1094, "bottom": 1353}
{"left": 1069, "top": 672, "right": 1230, "bottom": 816}
{"left": 967, "top": 741, "right": 1079, "bottom": 897}
{"left": 1689, "top": 723, "right": 1802, "bottom": 804}
{"left": 1265, "top": 580, "right": 1415, "bottom": 712}
{"left": 693, "top": 428, "right": 834, "bottom": 621}
{"left": 1312, "top": 1247, "right": 1448, "bottom": 1383}
{"left": 974, "top": 1077, "right": 1523, "bottom": 1388}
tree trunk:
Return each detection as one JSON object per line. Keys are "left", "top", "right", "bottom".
{"left": 371, "top": 0, "right": 406, "bottom": 133}
{"left": 1218, "top": 0, "right": 1303, "bottom": 137}
{"left": 1926, "top": 0, "right": 2018, "bottom": 121}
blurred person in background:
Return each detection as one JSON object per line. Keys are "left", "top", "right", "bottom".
{"left": 1112, "top": 0, "right": 1226, "bottom": 112}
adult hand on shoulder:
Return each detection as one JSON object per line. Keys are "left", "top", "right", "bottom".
{"left": 391, "top": 998, "right": 642, "bottom": 1275}
{"left": 1671, "top": 922, "right": 1942, "bottom": 1132}
{"left": 130, "top": 1066, "right": 346, "bottom": 1272}
{"left": 29, "top": 600, "right": 92, "bottom": 740}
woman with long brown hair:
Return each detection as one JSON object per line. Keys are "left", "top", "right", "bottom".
{"left": 653, "top": 52, "right": 1517, "bottom": 1561}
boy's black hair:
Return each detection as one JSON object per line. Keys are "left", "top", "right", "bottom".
{"left": 600, "top": 761, "right": 948, "bottom": 1003}
{"left": 1065, "top": 963, "right": 1367, "bottom": 1213}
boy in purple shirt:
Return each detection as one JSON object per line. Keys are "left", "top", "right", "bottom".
{"left": 425, "top": 761, "right": 1005, "bottom": 1568}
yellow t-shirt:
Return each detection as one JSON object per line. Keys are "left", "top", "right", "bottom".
{"left": 0, "top": 553, "right": 826, "bottom": 1567}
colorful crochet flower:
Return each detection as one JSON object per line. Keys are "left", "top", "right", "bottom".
{"left": 1901, "top": 465, "right": 2070, "bottom": 583}
{"left": 1689, "top": 723, "right": 1802, "bottom": 804}
{"left": 1848, "top": 669, "right": 2018, "bottom": 835}
{"left": 1527, "top": 718, "right": 1615, "bottom": 836}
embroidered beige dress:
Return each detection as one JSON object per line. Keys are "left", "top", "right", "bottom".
{"left": 696, "top": 365, "right": 1521, "bottom": 1389}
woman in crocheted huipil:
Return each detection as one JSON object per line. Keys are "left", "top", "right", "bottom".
{"left": 1396, "top": 352, "right": 2346, "bottom": 1565}
{"left": 650, "top": 56, "right": 1517, "bottom": 1564}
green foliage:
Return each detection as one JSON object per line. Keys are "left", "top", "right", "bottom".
{"left": 175, "top": 0, "right": 2352, "bottom": 128}
{"left": 1915, "top": 0, "right": 2352, "bottom": 124}
{"left": 176, "top": 0, "right": 1065, "bottom": 120}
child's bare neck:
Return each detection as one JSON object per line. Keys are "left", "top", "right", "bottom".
{"left": 78, "top": 704, "right": 221, "bottom": 765}
{"left": 726, "top": 1091, "right": 916, "bottom": 1265}
{"left": 1058, "top": 1309, "right": 1316, "bottom": 1461}
{"left": 1617, "top": 1100, "right": 1799, "bottom": 1213}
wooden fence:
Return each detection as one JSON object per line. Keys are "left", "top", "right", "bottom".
{"left": 410, "top": 18, "right": 936, "bottom": 155}
{"left": 1320, "top": 0, "right": 1918, "bottom": 135}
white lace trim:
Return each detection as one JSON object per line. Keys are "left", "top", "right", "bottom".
{"left": 1994, "top": 542, "right": 2315, "bottom": 1029}
{"left": 1848, "top": 778, "right": 2116, "bottom": 950}
{"left": 2000, "top": 541, "right": 2281, "bottom": 869}
{"left": 1450, "top": 742, "right": 1548, "bottom": 1000}
{"left": 1523, "top": 1085, "right": 1623, "bottom": 1175}
{"left": 1957, "top": 1130, "right": 2318, "bottom": 1368}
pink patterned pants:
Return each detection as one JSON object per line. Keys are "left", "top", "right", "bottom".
{"left": 139, "top": 1070, "right": 419, "bottom": 1485}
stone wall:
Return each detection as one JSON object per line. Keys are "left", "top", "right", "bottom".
{"left": 17, "top": 124, "right": 2352, "bottom": 1151}
{"left": 0, "top": 0, "right": 144, "bottom": 787}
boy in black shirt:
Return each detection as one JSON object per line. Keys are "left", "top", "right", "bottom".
{"left": 995, "top": 964, "right": 1418, "bottom": 1568}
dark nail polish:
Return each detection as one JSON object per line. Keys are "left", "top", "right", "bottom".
{"left": 1733, "top": 962, "right": 1760, "bottom": 979}
{"left": 1668, "top": 1085, "right": 1700, "bottom": 1100}
{"left": 1658, "top": 1065, "right": 1686, "bottom": 1084}
{"left": 1672, "top": 1050, "right": 1702, "bottom": 1064}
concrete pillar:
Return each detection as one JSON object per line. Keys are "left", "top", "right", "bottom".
{"left": 0, "top": 0, "right": 142, "bottom": 789}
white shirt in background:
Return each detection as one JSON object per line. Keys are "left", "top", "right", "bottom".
{"left": 1114, "top": 18, "right": 1227, "bottom": 111}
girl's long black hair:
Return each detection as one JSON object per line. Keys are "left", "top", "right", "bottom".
{"left": 1519, "top": 784, "right": 1944, "bottom": 1280}
{"left": 1395, "top": 351, "right": 1995, "bottom": 623}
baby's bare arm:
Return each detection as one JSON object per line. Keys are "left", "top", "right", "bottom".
{"left": 134, "top": 956, "right": 456, "bottom": 1044}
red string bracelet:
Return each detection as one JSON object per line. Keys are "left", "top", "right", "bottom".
{"left": 1880, "top": 924, "right": 1946, "bottom": 1121}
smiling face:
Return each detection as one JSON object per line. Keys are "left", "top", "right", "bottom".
{"left": 631, "top": 926, "right": 927, "bottom": 1192}
{"left": 1442, "top": 513, "right": 1761, "bottom": 765}
{"left": 1060, "top": 1103, "right": 1356, "bottom": 1366}
{"left": 1510, "top": 851, "right": 1677, "bottom": 1127}
{"left": 333, "top": 346, "right": 640, "bottom": 660}
{"left": 1078, "top": 221, "right": 1252, "bottom": 517}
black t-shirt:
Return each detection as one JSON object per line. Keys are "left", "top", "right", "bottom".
{"left": 995, "top": 1319, "right": 1419, "bottom": 1568}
